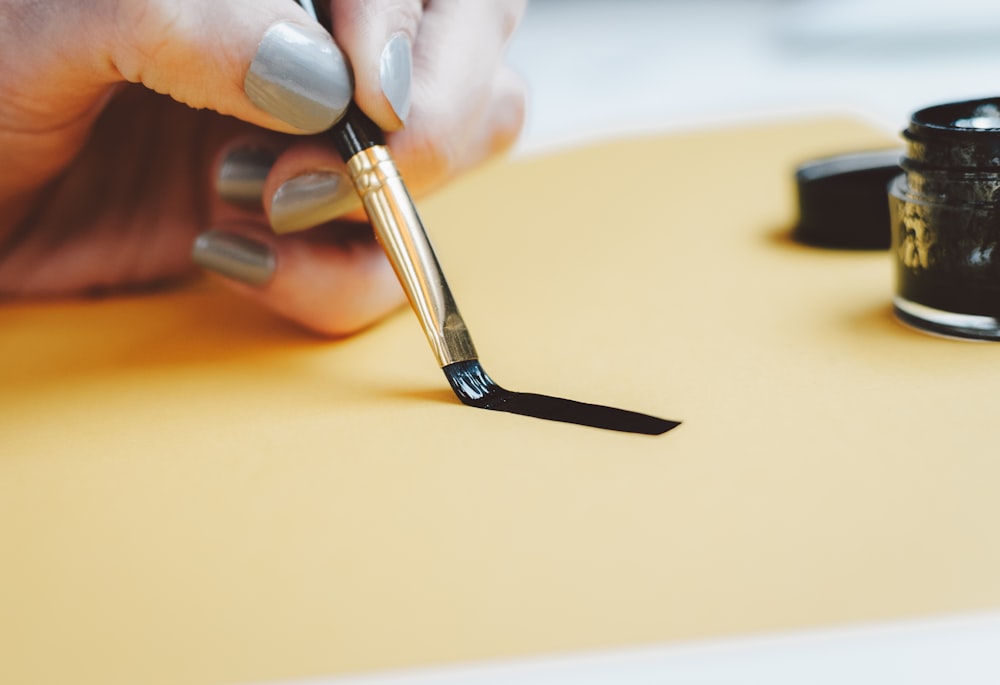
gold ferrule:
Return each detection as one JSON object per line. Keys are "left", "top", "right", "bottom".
{"left": 347, "top": 146, "right": 477, "bottom": 367}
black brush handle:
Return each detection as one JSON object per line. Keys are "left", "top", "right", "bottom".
{"left": 330, "top": 103, "right": 385, "bottom": 160}
{"left": 291, "top": 0, "right": 385, "bottom": 159}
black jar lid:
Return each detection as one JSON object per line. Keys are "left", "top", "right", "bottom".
{"left": 793, "top": 149, "right": 902, "bottom": 250}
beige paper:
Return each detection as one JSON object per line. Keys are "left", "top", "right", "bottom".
{"left": 3, "top": 118, "right": 998, "bottom": 685}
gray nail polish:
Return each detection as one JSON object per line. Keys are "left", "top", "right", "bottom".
{"left": 216, "top": 147, "right": 276, "bottom": 211}
{"left": 192, "top": 230, "right": 276, "bottom": 287}
{"left": 245, "top": 22, "right": 353, "bottom": 133}
{"left": 379, "top": 33, "right": 412, "bottom": 124}
{"left": 270, "top": 171, "right": 359, "bottom": 234}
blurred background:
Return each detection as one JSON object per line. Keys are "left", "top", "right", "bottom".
{"left": 507, "top": 0, "right": 1000, "bottom": 155}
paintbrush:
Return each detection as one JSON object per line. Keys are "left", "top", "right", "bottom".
{"left": 293, "top": 0, "right": 679, "bottom": 435}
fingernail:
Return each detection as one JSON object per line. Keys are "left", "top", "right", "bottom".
{"left": 216, "top": 147, "right": 276, "bottom": 211}
{"left": 379, "top": 33, "right": 412, "bottom": 124}
{"left": 270, "top": 170, "right": 359, "bottom": 234}
{"left": 192, "top": 230, "right": 276, "bottom": 287}
{"left": 245, "top": 21, "right": 353, "bottom": 133}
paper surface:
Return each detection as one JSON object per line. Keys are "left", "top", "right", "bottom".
{"left": 3, "top": 119, "right": 999, "bottom": 685}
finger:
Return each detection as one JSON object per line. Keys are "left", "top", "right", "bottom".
{"left": 329, "top": 0, "right": 424, "bottom": 130}
{"left": 260, "top": 140, "right": 365, "bottom": 235}
{"left": 412, "top": 0, "right": 526, "bottom": 126}
{"left": 372, "top": 0, "right": 526, "bottom": 200}
{"left": 385, "top": 0, "right": 528, "bottom": 186}
{"left": 390, "top": 65, "right": 527, "bottom": 198}
{"left": 0, "top": 91, "right": 245, "bottom": 297}
{"left": 119, "top": 0, "right": 353, "bottom": 134}
{"left": 213, "top": 134, "right": 362, "bottom": 236}
{"left": 0, "top": 0, "right": 353, "bottom": 167}
{"left": 192, "top": 222, "right": 405, "bottom": 337}
{"left": 451, "top": 66, "right": 528, "bottom": 172}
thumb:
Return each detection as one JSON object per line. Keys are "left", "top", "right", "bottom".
{"left": 0, "top": 0, "right": 353, "bottom": 197}
{"left": 0, "top": 0, "right": 352, "bottom": 137}
{"left": 114, "top": 0, "right": 353, "bottom": 133}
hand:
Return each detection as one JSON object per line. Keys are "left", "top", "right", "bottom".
{"left": 0, "top": 0, "right": 526, "bottom": 335}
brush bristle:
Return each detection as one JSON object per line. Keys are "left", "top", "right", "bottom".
{"left": 442, "top": 360, "right": 499, "bottom": 407}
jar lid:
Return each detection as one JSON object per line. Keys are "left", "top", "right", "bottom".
{"left": 793, "top": 149, "right": 902, "bottom": 250}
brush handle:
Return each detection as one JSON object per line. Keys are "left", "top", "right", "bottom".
{"left": 292, "top": 0, "right": 479, "bottom": 367}
{"left": 343, "top": 145, "right": 478, "bottom": 366}
{"left": 330, "top": 102, "right": 384, "bottom": 159}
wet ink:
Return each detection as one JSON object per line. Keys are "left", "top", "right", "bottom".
{"left": 444, "top": 360, "right": 680, "bottom": 436}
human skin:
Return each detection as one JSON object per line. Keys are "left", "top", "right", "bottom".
{"left": 0, "top": 0, "right": 526, "bottom": 335}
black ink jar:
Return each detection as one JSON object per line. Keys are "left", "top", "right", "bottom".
{"left": 890, "top": 98, "right": 1000, "bottom": 340}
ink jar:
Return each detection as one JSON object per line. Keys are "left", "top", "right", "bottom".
{"left": 890, "top": 98, "right": 1000, "bottom": 340}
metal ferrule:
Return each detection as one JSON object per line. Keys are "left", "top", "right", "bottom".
{"left": 346, "top": 145, "right": 477, "bottom": 367}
